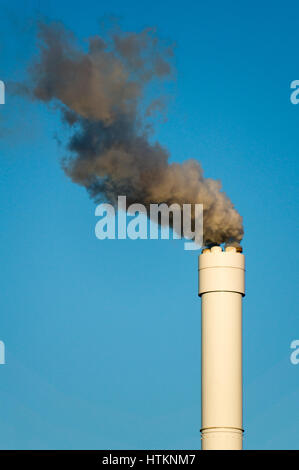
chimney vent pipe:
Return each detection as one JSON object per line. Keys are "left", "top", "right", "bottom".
{"left": 198, "top": 246, "right": 245, "bottom": 450}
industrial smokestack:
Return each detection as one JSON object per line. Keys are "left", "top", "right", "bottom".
{"left": 198, "top": 245, "right": 245, "bottom": 450}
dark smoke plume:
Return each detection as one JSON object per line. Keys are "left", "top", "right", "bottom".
{"left": 26, "top": 21, "right": 243, "bottom": 246}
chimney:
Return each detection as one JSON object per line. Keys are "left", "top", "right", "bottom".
{"left": 198, "top": 245, "right": 245, "bottom": 450}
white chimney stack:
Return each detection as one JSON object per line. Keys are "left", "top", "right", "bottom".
{"left": 198, "top": 245, "right": 245, "bottom": 450}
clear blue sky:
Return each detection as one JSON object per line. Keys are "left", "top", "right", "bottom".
{"left": 0, "top": 0, "right": 299, "bottom": 449}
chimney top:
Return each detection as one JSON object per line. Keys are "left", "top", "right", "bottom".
{"left": 201, "top": 245, "right": 243, "bottom": 254}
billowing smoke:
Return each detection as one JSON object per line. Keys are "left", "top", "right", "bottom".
{"left": 26, "top": 21, "right": 243, "bottom": 246}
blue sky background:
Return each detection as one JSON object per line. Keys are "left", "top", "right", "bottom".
{"left": 0, "top": 0, "right": 299, "bottom": 449}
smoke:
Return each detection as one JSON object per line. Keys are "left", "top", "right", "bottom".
{"left": 25, "top": 21, "right": 243, "bottom": 246}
